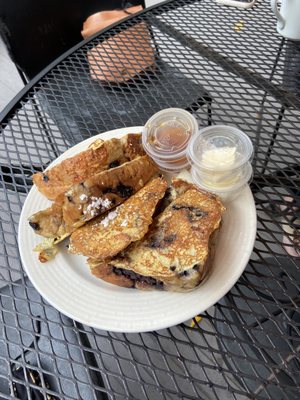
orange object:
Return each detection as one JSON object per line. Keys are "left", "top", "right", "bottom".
{"left": 82, "top": 7, "right": 142, "bottom": 39}
{"left": 154, "top": 125, "right": 191, "bottom": 150}
{"left": 82, "top": 6, "right": 155, "bottom": 83}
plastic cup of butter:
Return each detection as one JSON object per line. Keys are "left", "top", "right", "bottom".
{"left": 191, "top": 162, "right": 253, "bottom": 203}
{"left": 187, "top": 125, "right": 254, "bottom": 202}
{"left": 142, "top": 108, "right": 198, "bottom": 172}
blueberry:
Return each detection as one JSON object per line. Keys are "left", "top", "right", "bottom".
{"left": 179, "top": 270, "right": 189, "bottom": 277}
{"left": 29, "top": 221, "right": 40, "bottom": 231}
{"left": 103, "top": 187, "right": 114, "bottom": 194}
{"left": 116, "top": 183, "right": 133, "bottom": 198}
{"left": 112, "top": 267, "right": 123, "bottom": 276}
{"left": 155, "top": 281, "right": 164, "bottom": 289}
{"left": 109, "top": 160, "right": 120, "bottom": 169}
{"left": 164, "top": 234, "right": 176, "bottom": 244}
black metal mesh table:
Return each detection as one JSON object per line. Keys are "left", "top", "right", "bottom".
{"left": 0, "top": 0, "right": 299, "bottom": 398}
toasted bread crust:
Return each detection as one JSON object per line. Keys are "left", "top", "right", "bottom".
{"left": 29, "top": 198, "right": 64, "bottom": 238}
{"left": 29, "top": 155, "right": 158, "bottom": 241}
{"left": 104, "top": 187, "right": 225, "bottom": 291}
{"left": 62, "top": 155, "right": 158, "bottom": 231}
{"left": 33, "top": 133, "right": 144, "bottom": 200}
{"left": 89, "top": 260, "right": 134, "bottom": 288}
{"left": 69, "top": 177, "right": 167, "bottom": 259}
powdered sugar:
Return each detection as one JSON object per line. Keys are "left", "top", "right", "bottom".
{"left": 100, "top": 210, "right": 118, "bottom": 228}
{"left": 120, "top": 218, "right": 128, "bottom": 227}
{"left": 101, "top": 198, "right": 111, "bottom": 209}
{"left": 79, "top": 194, "right": 88, "bottom": 201}
{"left": 83, "top": 196, "right": 111, "bottom": 218}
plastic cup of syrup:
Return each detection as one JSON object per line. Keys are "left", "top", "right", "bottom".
{"left": 142, "top": 108, "right": 198, "bottom": 172}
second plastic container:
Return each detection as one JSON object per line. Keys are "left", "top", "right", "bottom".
{"left": 187, "top": 125, "right": 254, "bottom": 202}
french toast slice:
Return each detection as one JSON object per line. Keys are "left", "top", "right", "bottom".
{"left": 91, "top": 186, "right": 225, "bottom": 291}
{"left": 29, "top": 155, "right": 158, "bottom": 262}
{"left": 62, "top": 155, "right": 158, "bottom": 231}
{"left": 28, "top": 196, "right": 65, "bottom": 239}
{"left": 32, "top": 133, "right": 144, "bottom": 200}
{"left": 69, "top": 177, "right": 167, "bottom": 259}
{"left": 28, "top": 177, "right": 189, "bottom": 240}
{"left": 29, "top": 155, "right": 158, "bottom": 237}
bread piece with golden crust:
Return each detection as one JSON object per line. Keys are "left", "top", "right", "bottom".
{"left": 122, "top": 133, "right": 145, "bottom": 160}
{"left": 29, "top": 155, "right": 158, "bottom": 241}
{"left": 91, "top": 186, "right": 225, "bottom": 291}
{"left": 29, "top": 197, "right": 64, "bottom": 239}
{"left": 172, "top": 178, "right": 197, "bottom": 195}
{"left": 62, "top": 155, "right": 158, "bottom": 231}
{"left": 29, "top": 177, "right": 186, "bottom": 241}
{"left": 32, "top": 133, "right": 144, "bottom": 200}
{"left": 69, "top": 177, "right": 167, "bottom": 259}
{"left": 89, "top": 259, "right": 134, "bottom": 288}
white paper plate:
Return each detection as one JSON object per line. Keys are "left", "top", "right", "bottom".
{"left": 18, "top": 126, "right": 257, "bottom": 333}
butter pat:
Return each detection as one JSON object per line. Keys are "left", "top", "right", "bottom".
{"left": 202, "top": 147, "right": 236, "bottom": 168}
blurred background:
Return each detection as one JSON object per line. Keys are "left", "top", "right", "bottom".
{"left": 0, "top": 0, "right": 162, "bottom": 112}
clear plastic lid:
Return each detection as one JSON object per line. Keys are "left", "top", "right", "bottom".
{"left": 187, "top": 125, "right": 253, "bottom": 171}
{"left": 142, "top": 108, "right": 198, "bottom": 160}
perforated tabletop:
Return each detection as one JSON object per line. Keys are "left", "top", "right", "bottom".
{"left": 0, "top": 0, "right": 299, "bottom": 399}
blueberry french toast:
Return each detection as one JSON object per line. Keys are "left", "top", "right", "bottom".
{"left": 29, "top": 155, "right": 158, "bottom": 262}
{"left": 69, "top": 176, "right": 168, "bottom": 259}
{"left": 89, "top": 181, "right": 225, "bottom": 292}
{"left": 28, "top": 131, "right": 225, "bottom": 292}
{"left": 32, "top": 133, "right": 144, "bottom": 201}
